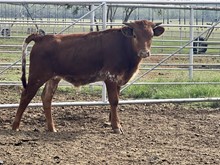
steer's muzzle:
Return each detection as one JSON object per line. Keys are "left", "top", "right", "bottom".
{"left": 138, "top": 49, "right": 151, "bottom": 58}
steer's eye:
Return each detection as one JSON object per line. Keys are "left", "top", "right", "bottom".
{"left": 133, "top": 34, "right": 137, "bottom": 38}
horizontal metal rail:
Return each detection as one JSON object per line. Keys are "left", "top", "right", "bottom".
{"left": 142, "top": 63, "right": 220, "bottom": 66}
{"left": 2, "top": 81, "right": 220, "bottom": 87}
{"left": 1, "top": 97, "right": 220, "bottom": 109}
{"left": 1, "top": 53, "right": 220, "bottom": 58}
{"left": 1, "top": 63, "right": 220, "bottom": 67}
{"left": 1, "top": 19, "right": 220, "bottom": 28}
{"left": 0, "top": 0, "right": 219, "bottom": 5}
{"left": 1, "top": 39, "right": 219, "bottom": 46}
{"left": 0, "top": 64, "right": 220, "bottom": 71}
{"left": 1, "top": 3, "right": 220, "bottom": 11}
{"left": 1, "top": 45, "right": 220, "bottom": 54}
{"left": 140, "top": 68, "right": 220, "bottom": 71}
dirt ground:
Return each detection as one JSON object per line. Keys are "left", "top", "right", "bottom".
{"left": 0, "top": 86, "right": 220, "bottom": 165}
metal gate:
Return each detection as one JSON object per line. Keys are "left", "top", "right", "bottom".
{"left": 1, "top": 0, "right": 220, "bottom": 108}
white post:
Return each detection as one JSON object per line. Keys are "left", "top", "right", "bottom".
{"left": 102, "top": 83, "right": 107, "bottom": 102}
{"left": 189, "top": 7, "right": 194, "bottom": 80}
{"left": 102, "top": 2, "right": 107, "bottom": 30}
{"left": 102, "top": 2, "right": 108, "bottom": 102}
{"left": 90, "top": 4, "right": 95, "bottom": 32}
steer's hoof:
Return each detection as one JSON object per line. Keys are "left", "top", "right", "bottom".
{"left": 12, "top": 122, "right": 20, "bottom": 131}
{"left": 113, "top": 128, "right": 124, "bottom": 134}
{"left": 47, "top": 125, "right": 57, "bottom": 132}
{"left": 48, "top": 128, "right": 57, "bottom": 132}
{"left": 12, "top": 128, "right": 20, "bottom": 131}
{"left": 52, "top": 129, "right": 57, "bottom": 133}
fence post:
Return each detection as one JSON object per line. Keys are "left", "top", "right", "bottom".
{"left": 102, "top": 2, "right": 108, "bottom": 102}
{"left": 90, "top": 4, "right": 95, "bottom": 32}
{"left": 189, "top": 7, "right": 194, "bottom": 80}
{"left": 102, "top": 2, "right": 107, "bottom": 30}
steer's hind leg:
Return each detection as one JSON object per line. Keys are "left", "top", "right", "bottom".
{"left": 41, "top": 77, "right": 61, "bottom": 132}
{"left": 12, "top": 80, "right": 46, "bottom": 131}
{"left": 105, "top": 81, "right": 123, "bottom": 134}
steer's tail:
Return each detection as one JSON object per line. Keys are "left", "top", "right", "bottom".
{"left": 21, "top": 33, "right": 43, "bottom": 88}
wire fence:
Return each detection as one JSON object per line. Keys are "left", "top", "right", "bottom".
{"left": 1, "top": 2, "right": 220, "bottom": 107}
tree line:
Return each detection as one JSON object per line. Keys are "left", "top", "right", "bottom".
{"left": 0, "top": 4, "right": 219, "bottom": 25}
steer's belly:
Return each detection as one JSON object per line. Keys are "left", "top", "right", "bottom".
{"left": 62, "top": 71, "right": 127, "bottom": 87}
{"left": 62, "top": 73, "right": 103, "bottom": 87}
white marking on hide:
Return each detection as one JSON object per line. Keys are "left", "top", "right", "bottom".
{"left": 106, "top": 71, "right": 117, "bottom": 82}
{"left": 99, "top": 71, "right": 125, "bottom": 85}
{"left": 22, "top": 42, "right": 28, "bottom": 60}
{"left": 22, "top": 43, "right": 28, "bottom": 53}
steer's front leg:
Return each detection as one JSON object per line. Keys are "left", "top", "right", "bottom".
{"left": 105, "top": 81, "right": 123, "bottom": 134}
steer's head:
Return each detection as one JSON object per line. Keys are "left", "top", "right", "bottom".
{"left": 123, "top": 20, "right": 165, "bottom": 58}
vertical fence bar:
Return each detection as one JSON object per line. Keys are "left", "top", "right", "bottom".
{"left": 90, "top": 4, "right": 95, "bottom": 32}
{"left": 102, "top": 2, "right": 107, "bottom": 30}
{"left": 189, "top": 7, "right": 194, "bottom": 80}
{"left": 102, "top": 2, "right": 107, "bottom": 102}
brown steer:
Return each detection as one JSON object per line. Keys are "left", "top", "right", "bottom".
{"left": 12, "top": 20, "right": 164, "bottom": 133}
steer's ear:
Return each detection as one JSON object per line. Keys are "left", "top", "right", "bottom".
{"left": 153, "top": 26, "right": 165, "bottom": 36}
{"left": 122, "top": 22, "right": 135, "bottom": 37}
{"left": 121, "top": 26, "right": 134, "bottom": 37}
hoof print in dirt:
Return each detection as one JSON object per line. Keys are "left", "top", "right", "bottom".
{"left": 54, "top": 156, "right": 61, "bottom": 163}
